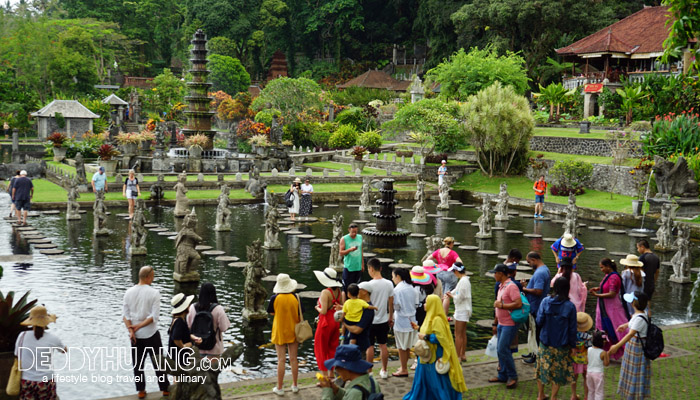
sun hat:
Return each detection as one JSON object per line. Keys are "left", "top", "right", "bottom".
{"left": 21, "top": 305, "right": 57, "bottom": 327}
{"left": 620, "top": 254, "right": 644, "bottom": 268}
{"left": 358, "top": 281, "right": 373, "bottom": 293}
{"left": 171, "top": 293, "right": 195, "bottom": 315}
{"left": 623, "top": 292, "right": 638, "bottom": 304}
{"left": 323, "top": 344, "right": 373, "bottom": 373}
{"left": 448, "top": 261, "right": 466, "bottom": 273}
{"left": 488, "top": 264, "right": 509, "bottom": 274}
{"left": 273, "top": 273, "right": 298, "bottom": 294}
{"left": 441, "top": 160, "right": 446, "bottom": 164}
{"left": 313, "top": 268, "right": 342, "bottom": 288}
{"left": 410, "top": 266, "right": 432, "bottom": 285}
{"left": 20, "top": 170, "right": 27, "bottom": 176}
{"left": 561, "top": 233, "right": 577, "bottom": 248}
{"left": 421, "top": 259, "right": 440, "bottom": 274}
{"left": 293, "top": 177, "right": 301, "bottom": 183}
{"left": 577, "top": 312, "right": 593, "bottom": 332}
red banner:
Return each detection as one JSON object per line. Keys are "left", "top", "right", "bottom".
{"left": 584, "top": 83, "right": 603, "bottom": 93}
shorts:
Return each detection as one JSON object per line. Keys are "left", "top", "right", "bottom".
{"left": 394, "top": 330, "right": 417, "bottom": 350}
{"left": 15, "top": 199, "right": 31, "bottom": 211}
{"left": 342, "top": 269, "right": 362, "bottom": 293}
{"left": 369, "top": 322, "right": 389, "bottom": 345}
{"left": 126, "top": 190, "right": 138, "bottom": 199}
{"left": 535, "top": 195, "right": 545, "bottom": 203}
{"left": 454, "top": 310, "right": 470, "bottom": 322}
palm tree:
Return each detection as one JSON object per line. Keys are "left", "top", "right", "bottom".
{"left": 616, "top": 86, "right": 647, "bottom": 125}
{"left": 534, "top": 83, "right": 575, "bottom": 122}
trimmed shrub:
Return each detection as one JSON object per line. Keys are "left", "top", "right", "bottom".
{"left": 328, "top": 124, "right": 359, "bottom": 149}
{"left": 253, "top": 108, "right": 282, "bottom": 127}
{"left": 425, "top": 153, "right": 448, "bottom": 164}
{"left": 335, "top": 106, "right": 377, "bottom": 131}
{"left": 356, "top": 130, "right": 382, "bottom": 152}
{"left": 549, "top": 160, "right": 593, "bottom": 196}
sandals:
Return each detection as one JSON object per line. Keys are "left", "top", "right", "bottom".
{"left": 506, "top": 380, "right": 518, "bottom": 389}
{"left": 488, "top": 377, "right": 506, "bottom": 383}
{"left": 392, "top": 372, "right": 409, "bottom": 377}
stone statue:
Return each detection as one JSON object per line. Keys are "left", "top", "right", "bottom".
{"left": 669, "top": 223, "right": 691, "bottom": 283}
{"left": 214, "top": 185, "right": 232, "bottom": 231}
{"left": 436, "top": 181, "right": 450, "bottom": 210}
{"left": 74, "top": 153, "right": 87, "bottom": 185}
{"left": 359, "top": 177, "right": 373, "bottom": 212}
{"left": 130, "top": 88, "right": 141, "bottom": 123}
{"left": 563, "top": 193, "right": 578, "bottom": 236}
{"left": 93, "top": 190, "right": 109, "bottom": 236}
{"left": 150, "top": 174, "right": 165, "bottom": 201}
{"left": 173, "top": 172, "right": 189, "bottom": 217}
{"left": 270, "top": 115, "right": 283, "bottom": 146}
{"left": 108, "top": 121, "right": 119, "bottom": 144}
{"left": 164, "top": 344, "right": 243, "bottom": 400}
{"left": 174, "top": 208, "right": 202, "bottom": 282}
{"left": 243, "top": 239, "right": 268, "bottom": 319}
{"left": 652, "top": 156, "right": 699, "bottom": 198}
{"left": 328, "top": 212, "right": 344, "bottom": 270}
{"left": 476, "top": 196, "right": 492, "bottom": 239}
{"left": 66, "top": 178, "right": 81, "bottom": 220}
{"left": 263, "top": 196, "right": 282, "bottom": 249}
{"left": 245, "top": 167, "right": 267, "bottom": 198}
{"left": 494, "top": 182, "right": 509, "bottom": 221}
{"left": 421, "top": 235, "right": 443, "bottom": 262}
{"left": 129, "top": 199, "right": 148, "bottom": 255}
{"left": 411, "top": 178, "right": 427, "bottom": 224}
{"left": 654, "top": 203, "right": 674, "bottom": 252}
{"left": 155, "top": 123, "right": 166, "bottom": 149}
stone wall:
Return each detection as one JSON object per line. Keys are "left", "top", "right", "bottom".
{"left": 528, "top": 136, "right": 642, "bottom": 157}
{"left": 526, "top": 159, "right": 638, "bottom": 197}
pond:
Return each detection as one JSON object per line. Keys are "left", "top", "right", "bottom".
{"left": 1, "top": 196, "right": 699, "bottom": 399}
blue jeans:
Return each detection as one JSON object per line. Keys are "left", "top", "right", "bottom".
{"left": 497, "top": 324, "right": 519, "bottom": 381}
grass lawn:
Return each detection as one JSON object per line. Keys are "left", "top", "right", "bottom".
{"left": 531, "top": 151, "right": 638, "bottom": 167}
{"left": 267, "top": 181, "right": 417, "bottom": 194}
{"left": 453, "top": 172, "right": 636, "bottom": 214}
{"left": 303, "top": 161, "right": 402, "bottom": 176}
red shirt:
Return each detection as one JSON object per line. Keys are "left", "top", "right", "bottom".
{"left": 496, "top": 281, "right": 520, "bottom": 326}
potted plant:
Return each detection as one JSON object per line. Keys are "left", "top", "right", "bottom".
{"left": 351, "top": 145, "right": 367, "bottom": 172}
{"left": 0, "top": 291, "right": 37, "bottom": 393}
{"left": 115, "top": 132, "right": 140, "bottom": 155}
{"left": 248, "top": 134, "right": 271, "bottom": 157}
{"left": 97, "top": 144, "right": 121, "bottom": 174}
{"left": 282, "top": 139, "right": 293, "bottom": 151}
{"left": 629, "top": 157, "right": 654, "bottom": 216}
{"left": 184, "top": 134, "right": 210, "bottom": 158}
{"left": 47, "top": 132, "right": 68, "bottom": 161}
{"left": 139, "top": 130, "right": 156, "bottom": 152}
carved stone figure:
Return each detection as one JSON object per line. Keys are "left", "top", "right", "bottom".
{"left": 328, "top": 212, "right": 344, "bottom": 270}
{"left": 652, "top": 156, "right": 699, "bottom": 198}
{"left": 476, "top": 196, "right": 492, "bottom": 239}
{"left": 173, "top": 172, "right": 189, "bottom": 217}
{"left": 563, "top": 193, "right": 578, "bottom": 236}
{"left": 359, "top": 178, "right": 373, "bottom": 212}
{"left": 669, "top": 223, "right": 691, "bottom": 283}
{"left": 243, "top": 239, "right": 269, "bottom": 320}
{"left": 245, "top": 167, "right": 267, "bottom": 198}
{"left": 214, "top": 185, "right": 232, "bottom": 231}
{"left": 108, "top": 122, "right": 119, "bottom": 144}
{"left": 494, "top": 182, "right": 510, "bottom": 221}
{"left": 129, "top": 199, "right": 148, "bottom": 255}
{"left": 654, "top": 203, "right": 675, "bottom": 252}
{"left": 263, "top": 196, "right": 282, "bottom": 249}
{"left": 93, "top": 190, "right": 109, "bottom": 236}
{"left": 150, "top": 174, "right": 165, "bottom": 201}
{"left": 436, "top": 181, "right": 450, "bottom": 210}
{"left": 66, "top": 178, "right": 81, "bottom": 220}
{"left": 270, "top": 115, "right": 283, "bottom": 146}
{"left": 411, "top": 178, "right": 427, "bottom": 224}
{"left": 174, "top": 208, "right": 202, "bottom": 282}
{"left": 74, "top": 153, "right": 87, "bottom": 185}
{"left": 421, "top": 235, "right": 443, "bottom": 262}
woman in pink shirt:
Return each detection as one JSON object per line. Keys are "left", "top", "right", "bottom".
{"left": 550, "top": 258, "right": 587, "bottom": 312}
{"left": 426, "top": 237, "right": 462, "bottom": 315}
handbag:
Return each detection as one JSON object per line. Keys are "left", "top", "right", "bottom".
{"left": 435, "top": 357, "right": 450, "bottom": 374}
{"left": 294, "top": 295, "right": 313, "bottom": 343}
{"left": 6, "top": 331, "right": 26, "bottom": 396}
{"left": 412, "top": 338, "right": 430, "bottom": 359}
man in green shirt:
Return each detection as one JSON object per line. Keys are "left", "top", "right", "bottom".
{"left": 319, "top": 344, "right": 381, "bottom": 400}
{"left": 339, "top": 222, "right": 364, "bottom": 302}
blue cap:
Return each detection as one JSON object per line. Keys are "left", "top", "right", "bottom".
{"left": 323, "top": 344, "right": 373, "bottom": 373}
{"left": 99, "top": 166, "right": 105, "bottom": 172}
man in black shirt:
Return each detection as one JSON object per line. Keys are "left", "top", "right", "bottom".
{"left": 11, "top": 170, "right": 33, "bottom": 226}
{"left": 637, "top": 239, "right": 660, "bottom": 315}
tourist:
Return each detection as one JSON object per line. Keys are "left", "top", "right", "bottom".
{"left": 122, "top": 266, "right": 169, "bottom": 399}
{"left": 300, "top": 177, "right": 314, "bottom": 216}
{"left": 392, "top": 267, "right": 418, "bottom": 377}
{"left": 410, "top": 266, "right": 435, "bottom": 326}
{"left": 587, "top": 331, "right": 611, "bottom": 400}
{"left": 610, "top": 291, "right": 652, "bottom": 399}
{"left": 533, "top": 175, "right": 547, "bottom": 218}
{"left": 490, "top": 264, "right": 521, "bottom": 388}
{"left": 267, "top": 274, "right": 301, "bottom": 395}
{"left": 11, "top": 170, "right": 32, "bottom": 226}
{"left": 535, "top": 277, "right": 578, "bottom": 400}
{"left": 91, "top": 166, "right": 108, "bottom": 193}
{"left": 314, "top": 267, "right": 343, "bottom": 378}
{"left": 168, "top": 293, "right": 199, "bottom": 376}
{"left": 123, "top": 169, "right": 141, "bottom": 219}
{"left": 319, "top": 344, "right": 381, "bottom": 399}
{"left": 426, "top": 237, "right": 462, "bottom": 315}
{"left": 445, "top": 262, "right": 471, "bottom": 362}
{"left": 7, "top": 170, "right": 19, "bottom": 218}
{"left": 3, "top": 121, "right": 9, "bottom": 139}
{"left": 550, "top": 257, "right": 587, "bottom": 312}
{"left": 186, "top": 282, "right": 232, "bottom": 357}
{"left": 421, "top": 259, "right": 444, "bottom": 296}
{"left": 620, "top": 254, "right": 646, "bottom": 316}
{"left": 343, "top": 282, "right": 376, "bottom": 355}
{"left": 339, "top": 222, "right": 363, "bottom": 301}
{"left": 288, "top": 177, "right": 301, "bottom": 221}
{"left": 521, "top": 251, "right": 550, "bottom": 364}
{"left": 342, "top": 283, "right": 378, "bottom": 346}
{"left": 491, "top": 250, "right": 523, "bottom": 358}
{"left": 364, "top": 258, "right": 394, "bottom": 379}
{"left": 15, "top": 305, "right": 66, "bottom": 399}
{"left": 589, "top": 258, "right": 628, "bottom": 360}
{"left": 437, "top": 160, "right": 447, "bottom": 185}
{"left": 404, "top": 294, "right": 467, "bottom": 400}
{"left": 551, "top": 233, "right": 584, "bottom": 269}
{"left": 636, "top": 239, "right": 660, "bottom": 315}
{"left": 571, "top": 312, "right": 594, "bottom": 400}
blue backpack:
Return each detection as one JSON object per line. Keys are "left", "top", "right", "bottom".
{"left": 510, "top": 290, "right": 530, "bottom": 324}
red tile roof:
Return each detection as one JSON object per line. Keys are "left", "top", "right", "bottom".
{"left": 337, "top": 69, "right": 410, "bottom": 91}
{"left": 557, "top": 6, "right": 672, "bottom": 56}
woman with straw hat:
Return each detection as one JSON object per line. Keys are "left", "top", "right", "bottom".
{"left": 571, "top": 312, "right": 594, "bottom": 400}
{"left": 288, "top": 178, "right": 301, "bottom": 221}
{"left": 168, "top": 292, "right": 198, "bottom": 375}
{"left": 313, "top": 267, "right": 343, "bottom": 378}
{"left": 15, "top": 305, "right": 66, "bottom": 400}
{"left": 267, "top": 273, "right": 301, "bottom": 396}
{"left": 620, "top": 254, "right": 646, "bottom": 316}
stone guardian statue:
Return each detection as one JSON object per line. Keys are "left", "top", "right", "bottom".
{"left": 173, "top": 172, "right": 189, "bottom": 217}
{"left": 476, "top": 196, "right": 492, "bottom": 239}
{"left": 214, "top": 185, "right": 232, "bottom": 231}
{"left": 129, "top": 199, "right": 148, "bottom": 255}
{"left": 358, "top": 178, "right": 373, "bottom": 212}
{"left": 263, "top": 196, "right": 282, "bottom": 249}
{"left": 494, "top": 182, "right": 510, "bottom": 221}
{"left": 243, "top": 239, "right": 268, "bottom": 320}
{"left": 174, "top": 208, "right": 202, "bottom": 282}
{"left": 563, "top": 193, "right": 578, "bottom": 236}
{"left": 93, "top": 190, "right": 109, "bottom": 236}
{"left": 654, "top": 203, "right": 674, "bottom": 252}
{"left": 436, "top": 181, "right": 450, "bottom": 210}
{"left": 411, "top": 178, "right": 427, "bottom": 224}
{"left": 669, "top": 223, "right": 691, "bottom": 283}
{"left": 66, "top": 178, "right": 81, "bottom": 220}
{"left": 421, "top": 235, "right": 443, "bottom": 262}
{"left": 328, "top": 212, "right": 344, "bottom": 270}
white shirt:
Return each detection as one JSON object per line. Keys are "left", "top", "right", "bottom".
{"left": 393, "top": 281, "right": 417, "bottom": 332}
{"left": 301, "top": 183, "right": 313, "bottom": 195}
{"left": 15, "top": 331, "right": 64, "bottom": 382}
{"left": 629, "top": 312, "right": 649, "bottom": 338}
{"left": 122, "top": 284, "right": 161, "bottom": 339}
{"left": 367, "top": 278, "right": 394, "bottom": 324}
{"left": 452, "top": 276, "right": 472, "bottom": 319}
{"left": 587, "top": 347, "right": 605, "bottom": 373}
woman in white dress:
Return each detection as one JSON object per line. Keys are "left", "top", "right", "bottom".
{"left": 288, "top": 177, "right": 301, "bottom": 220}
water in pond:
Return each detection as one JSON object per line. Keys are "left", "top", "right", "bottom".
{"left": 1, "top": 196, "right": 700, "bottom": 399}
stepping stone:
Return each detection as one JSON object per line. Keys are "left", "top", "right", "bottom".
{"left": 661, "top": 261, "right": 672, "bottom": 267}
{"left": 589, "top": 226, "right": 606, "bottom": 231}
{"left": 40, "top": 249, "right": 64, "bottom": 255}
{"left": 149, "top": 227, "right": 168, "bottom": 232}
{"left": 485, "top": 271, "right": 533, "bottom": 280}
{"left": 21, "top": 232, "right": 42, "bottom": 237}
{"left": 476, "top": 320, "right": 495, "bottom": 329}
{"left": 78, "top": 210, "right": 87, "bottom": 214}
{"left": 279, "top": 227, "right": 291, "bottom": 231}
{"left": 520, "top": 214, "right": 535, "bottom": 218}
{"left": 297, "top": 217, "right": 319, "bottom": 222}
{"left": 409, "top": 233, "right": 427, "bottom": 238}
{"left": 691, "top": 268, "right": 700, "bottom": 274}
{"left": 552, "top": 219, "right": 565, "bottom": 224}
{"left": 284, "top": 230, "right": 303, "bottom": 235}
{"left": 3, "top": 217, "right": 14, "bottom": 221}
{"left": 296, "top": 283, "right": 307, "bottom": 290}
{"left": 312, "top": 205, "right": 319, "bottom": 208}
{"left": 578, "top": 224, "right": 587, "bottom": 228}
{"left": 377, "top": 257, "right": 395, "bottom": 264}
{"left": 144, "top": 224, "right": 159, "bottom": 228}
{"left": 448, "top": 200, "right": 462, "bottom": 205}
{"left": 0, "top": 255, "right": 33, "bottom": 262}
{"left": 42, "top": 210, "right": 60, "bottom": 215}
{"left": 543, "top": 237, "right": 559, "bottom": 242}
{"left": 298, "top": 291, "right": 323, "bottom": 299}
{"left": 195, "top": 245, "right": 213, "bottom": 251}
{"left": 470, "top": 223, "right": 479, "bottom": 227}
{"left": 27, "top": 238, "right": 51, "bottom": 244}
{"left": 353, "top": 220, "right": 370, "bottom": 224}
{"left": 505, "top": 230, "right": 523, "bottom": 234}
{"left": 280, "top": 213, "right": 291, "bottom": 217}
{"left": 116, "top": 213, "right": 130, "bottom": 217}
{"left": 105, "top": 212, "right": 112, "bottom": 216}
{"left": 441, "top": 217, "right": 456, "bottom": 221}
{"left": 499, "top": 254, "right": 509, "bottom": 259}
{"left": 628, "top": 232, "right": 649, "bottom": 237}
{"left": 366, "top": 223, "right": 377, "bottom": 227}
{"left": 610, "top": 251, "right": 628, "bottom": 257}
{"left": 608, "top": 229, "right": 627, "bottom": 234}
{"left": 455, "top": 220, "right": 471, "bottom": 224}
{"left": 587, "top": 247, "right": 606, "bottom": 251}
{"left": 167, "top": 236, "right": 177, "bottom": 240}
{"left": 298, "top": 234, "right": 316, "bottom": 239}
{"left": 347, "top": 205, "right": 360, "bottom": 208}
{"left": 401, "top": 209, "right": 413, "bottom": 212}
{"left": 310, "top": 238, "right": 330, "bottom": 244}
{"left": 279, "top": 220, "right": 296, "bottom": 225}
{"left": 461, "top": 204, "right": 475, "bottom": 208}
{"left": 517, "top": 265, "right": 533, "bottom": 271}
{"left": 123, "top": 216, "right": 133, "bottom": 220}
{"left": 322, "top": 243, "right": 333, "bottom": 248}
{"left": 523, "top": 233, "right": 542, "bottom": 238}
{"left": 158, "top": 231, "right": 178, "bottom": 236}
{"left": 324, "top": 204, "right": 339, "bottom": 208}
{"left": 427, "top": 214, "right": 440, "bottom": 218}
{"left": 459, "top": 245, "right": 478, "bottom": 251}
{"left": 491, "top": 226, "right": 505, "bottom": 231}
{"left": 454, "top": 242, "right": 462, "bottom": 246}
{"left": 508, "top": 211, "right": 519, "bottom": 216}
{"left": 228, "top": 262, "right": 248, "bottom": 268}
{"left": 477, "top": 250, "right": 499, "bottom": 255}
{"left": 33, "top": 243, "right": 57, "bottom": 249}
{"left": 363, "top": 252, "right": 377, "bottom": 258}
{"left": 202, "top": 250, "right": 226, "bottom": 256}
{"left": 388, "top": 263, "right": 413, "bottom": 269}
{"left": 16, "top": 226, "right": 34, "bottom": 231}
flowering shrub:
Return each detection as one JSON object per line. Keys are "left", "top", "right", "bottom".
{"left": 549, "top": 160, "right": 593, "bottom": 196}
{"left": 328, "top": 124, "right": 358, "bottom": 149}
{"left": 184, "top": 134, "right": 210, "bottom": 149}
{"left": 115, "top": 132, "right": 141, "bottom": 145}
{"left": 236, "top": 119, "right": 270, "bottom": 141}
{"left": 643, "top": 111, "right": 700, "bottom": 157}
{"left": 47, "top": 132, "right": 68, "bottom": 147}
{"left": 97, "top": 144, "right": 120, "bottom": 161}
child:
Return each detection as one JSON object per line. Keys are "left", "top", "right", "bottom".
{"left": 572, "top": 312, "right": 594, "bottom": 400}
{"left": 586, "top": 330, "right": 610, "bottom": 400}
{"left": 342, "top": 283, "right": 377, "bottom": 344}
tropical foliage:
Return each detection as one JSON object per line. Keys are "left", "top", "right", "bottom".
{"left": 250, "top": 77, "right": 323, "bottom": 122}
{"left": 534, "top": 83, "right": 576, "bottom": 122}
{"left": 549, "top": 160, "right": 594, "bottom": 195}
{"left": 643, "top": 112, "right": 700, "bottom": 158}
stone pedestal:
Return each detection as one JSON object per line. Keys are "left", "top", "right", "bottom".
{"left": 188, "top": 158, "right": 202, "bottom": 173}
{"left": 129, "top": 246, "right": 147, "bottom": 256}
{"left": 94, "top": 228, "right": 110, "bottom": 236}
{"left": 242, "top": 309, "right": 268, "bottom": 320}
{"left": 669, "top": 275, "right": 691, "bottom": 284}
{"left": 648, "top": 197, "right": 700, "bottom": 218}
{"left": 66, "top": 212, "right": 81, "bottom": 221}
{"left": 173, "top": 271, "right": 201, "bottom": 283}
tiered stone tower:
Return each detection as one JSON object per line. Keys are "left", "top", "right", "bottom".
{"left": 182, "top": 29, "right": 215, "bottom": 149}
{"left": 362, "top": 179, "right": 410, "bottom": 247}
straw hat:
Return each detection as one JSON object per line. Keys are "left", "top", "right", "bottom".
{"left": 21, "top": 305, "right": 57, "bottom": 327}
{"left": 620, "top": 254, "right": 644, "bottom": 268}
{"left": 171, "top": 293, "right": 195, "bottom": 315}
{"left": 410, "top": 266, "right": 432, "bottom": 285}
{"left": 561, "top": 233, "right": 577, "bottom": 248}
{"left": 293, "top": 177, "right": 301, "bottom": 183}
{"left": 313, "top": 268, "right": 342, "bottom": 288}
{"left": 577, "top": 312, "right": 593, "bottom": 332}
{"left": 273, "top": 273, "right": 298, "bottom": 293}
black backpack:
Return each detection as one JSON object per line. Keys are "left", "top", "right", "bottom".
{"left": 352, "top": 377, "right": 383, "bottom": 400}
{"left": 284, "top": 190, "right": 294, "bottom": 207}
{"left": 191, "top": 303, "right": 218, "bottom": 350}
{"left": 636, "top": 315, "right": 664, "bottom": 360}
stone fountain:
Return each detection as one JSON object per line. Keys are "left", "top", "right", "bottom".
{"left": 361, "top": 179, "right": 410, "bottom": 247}
{"left": 182, "top": 30, "right": 216, "bottom": 151}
